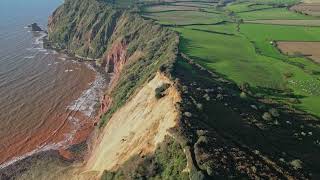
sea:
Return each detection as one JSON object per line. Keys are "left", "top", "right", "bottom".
{"left": 0, "top": 0, "right": 105, "bottom": 168}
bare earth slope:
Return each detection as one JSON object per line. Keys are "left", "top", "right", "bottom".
{"left": 84, "top": 72, "right": 181, "bottom": 176}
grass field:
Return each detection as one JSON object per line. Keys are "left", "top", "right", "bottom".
{"left": 170, "top": 2, "right": 216, "bottom": 8}
{"left": 238, "top": 8, "right": 317, "bottom": 20}
{"left": 245, "top": 19, "right": 320, "bottom": 26}
{"left": 226, "top": 2, "right": 273, "bottom": 12}
{"left": 142, "top": 5, "right": 198, "bottom": 12}
{"left": 142, "top": 11, "right": 226, "bottom": 25}
{"left": 240, "top": 24, "right": 320, "bottom": 59}
{"left": 247, "top": 0, "right": 300, "bottom": 5}
{"left": 140, "top": 0, "right": 320, "bottom": 117}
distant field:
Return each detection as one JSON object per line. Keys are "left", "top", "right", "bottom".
{"left": 142, "top": 11, "right": 225, "bottom": 25}
{"left": 140, "top": 0, "right": 320, "bottom": 116}
{"left": 249, "top": 0, "right": 300, "bottom": 5}
{"left": 290, "top": 3, "right": 320, "bottom": 17}
{"left": 240, "top": 24, "right": 320, "bottom": 59}
{"left": 170, "top": 2, "right": 216, "bottom": 8}
{"left": 277, "top": 41, "right": 320, "bottom": 63}
{"left": 182, "top": 23, "right": 238, "bottom": 34}
{"left": 303, "top": 0, "right": 320, "bottom": 3}
{"left": 238, "top": 8, "right": 316, "bottom": 20}
{"left": 245, "top": 19, "right": 320, "bottom": 26}
{"left": 142, "top": 5, "right": 198, "bottom": 12}
{"left": 226, "top": 2, "right": 273, "bottom": 12}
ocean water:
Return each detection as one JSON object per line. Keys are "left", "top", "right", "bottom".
{"left": 0, "top": 0, "right": 103, "bottom": 167}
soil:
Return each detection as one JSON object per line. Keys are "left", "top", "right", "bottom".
{"left": 277, "top": 41, "right": 320, "bottom": 63}
{"left": 290, "top": 3, "right": 320, "bottom": 16}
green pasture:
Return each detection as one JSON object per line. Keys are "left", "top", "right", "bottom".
{"left": 142, "top": 10, "right": 226, "bottom": 25}
{"left": 240, "top": 23, "right": 320, "bottom": 59}
{"left": 174, "top": 23, "right": 320, "bottom": 116}
{"left": 226, "top": 2, "right": 273, "bottom": 12}
{"left": 237, "top": 8, "right": 316, "bottom": 20}
{"left": 140, "top": 0, "right": 320, "bottom": 116}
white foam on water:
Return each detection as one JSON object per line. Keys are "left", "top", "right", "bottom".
{"left": 24, "top": 56, "right": 35, "bottom": 59}
{"left": 33, "top": 32, "right": 47, "bottom": 47}
{"left": 0, "top": 116, "right": 81, "bottom": 169}
{"left": 58, "top": 57, "right": 66, "bottom": 61}
{"left": 67, "top": 64, "right": 106, "bottom": 117}
{"left": 0, "top": 62, "right": 106, "bottom": 170}
{"left": 64, "top": 69, "right": 74, "bottom": 73}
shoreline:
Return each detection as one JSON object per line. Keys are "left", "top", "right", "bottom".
{"left": 0, "top": 32, "right": 109, "bottom": 170}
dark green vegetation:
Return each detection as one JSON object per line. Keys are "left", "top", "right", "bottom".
{"left": 101, "top": 136, "right": 189, "bottom": 180}
{"left": 173, "top": 56, "right": 320, "bottom": 179}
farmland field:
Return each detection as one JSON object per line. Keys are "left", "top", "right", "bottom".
{"left": 140, "top": 0, "right": 320, "bottom": 117}
{"left": 142, "top": 5, "right": 199, "bottom": 12}
{"left": 237, "top": 8, "right": 317, "bottom": 20}
{"left": 245, "top": 19, "right": 320, "bottom": 26}
{"left": 142, "top": 11, "right": 226, "bottom": 25}
{"left": 226, "top": 2, "right": 273, "bottom": 12}
{"left": 277, "top": 41, "right": 320, "bottom": 63}
{"left": 291, "top": 3, "right": 320, "bottom": 16}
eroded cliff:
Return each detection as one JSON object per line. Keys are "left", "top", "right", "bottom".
{"left": 2, "top": 0, "right": 319, "bottom": 179}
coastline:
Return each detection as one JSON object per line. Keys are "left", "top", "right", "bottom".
{"left": 0, "top": 33, "right": 109, "bottom": 170}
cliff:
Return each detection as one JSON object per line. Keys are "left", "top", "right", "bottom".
{"left": 46, "top": 0, "right": 185, "bottom": 179}
{"left": 48, "top": 0, "right": 178, "bottom": 127}
{"left": 2, "top": 0, "right": 319, "bottom": 179}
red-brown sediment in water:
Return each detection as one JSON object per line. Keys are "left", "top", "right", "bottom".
{"left": 0, "top": 63, "right": 98, "bottom": 167}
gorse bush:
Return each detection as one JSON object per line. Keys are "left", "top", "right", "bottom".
{"left": 155, "top": 83, "right": 170, "bottom": 99}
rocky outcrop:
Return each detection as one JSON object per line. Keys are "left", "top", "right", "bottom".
{"left": 29, "top": 23, "right": 42, "bottom": 31}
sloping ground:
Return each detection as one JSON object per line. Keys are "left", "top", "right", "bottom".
{"left": 1, "top": 73, "right": 182, "bottom": 180}
{"left": 83, "top": 72, "right": 181, "bottom": 177}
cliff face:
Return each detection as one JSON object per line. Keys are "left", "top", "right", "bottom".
{"left": 46, "top": 0, "right": 183, "bottom": 179}
{"left": 48, "top": 0, "right": 179, "bottom": 126}
{"left": 85, "top": 73, "right": 181, "bottom": 177}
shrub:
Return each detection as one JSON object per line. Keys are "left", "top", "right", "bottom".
{"left": 155, "top": 83, "right": 171, "bottom": 99}
{"left": 239, "top": 82, "right": 250, "bottom": 92}
{"left": 240, "top": 92, "right": 247, "bottom": 99}
{"left": 284, "top": 72, "right": 294, "bottom": 79}
{"left": 269, "top": 108, "right": 280, "bottom": 117}
{"left": 262, "top": 112, "right": 272, "bottom": 121}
